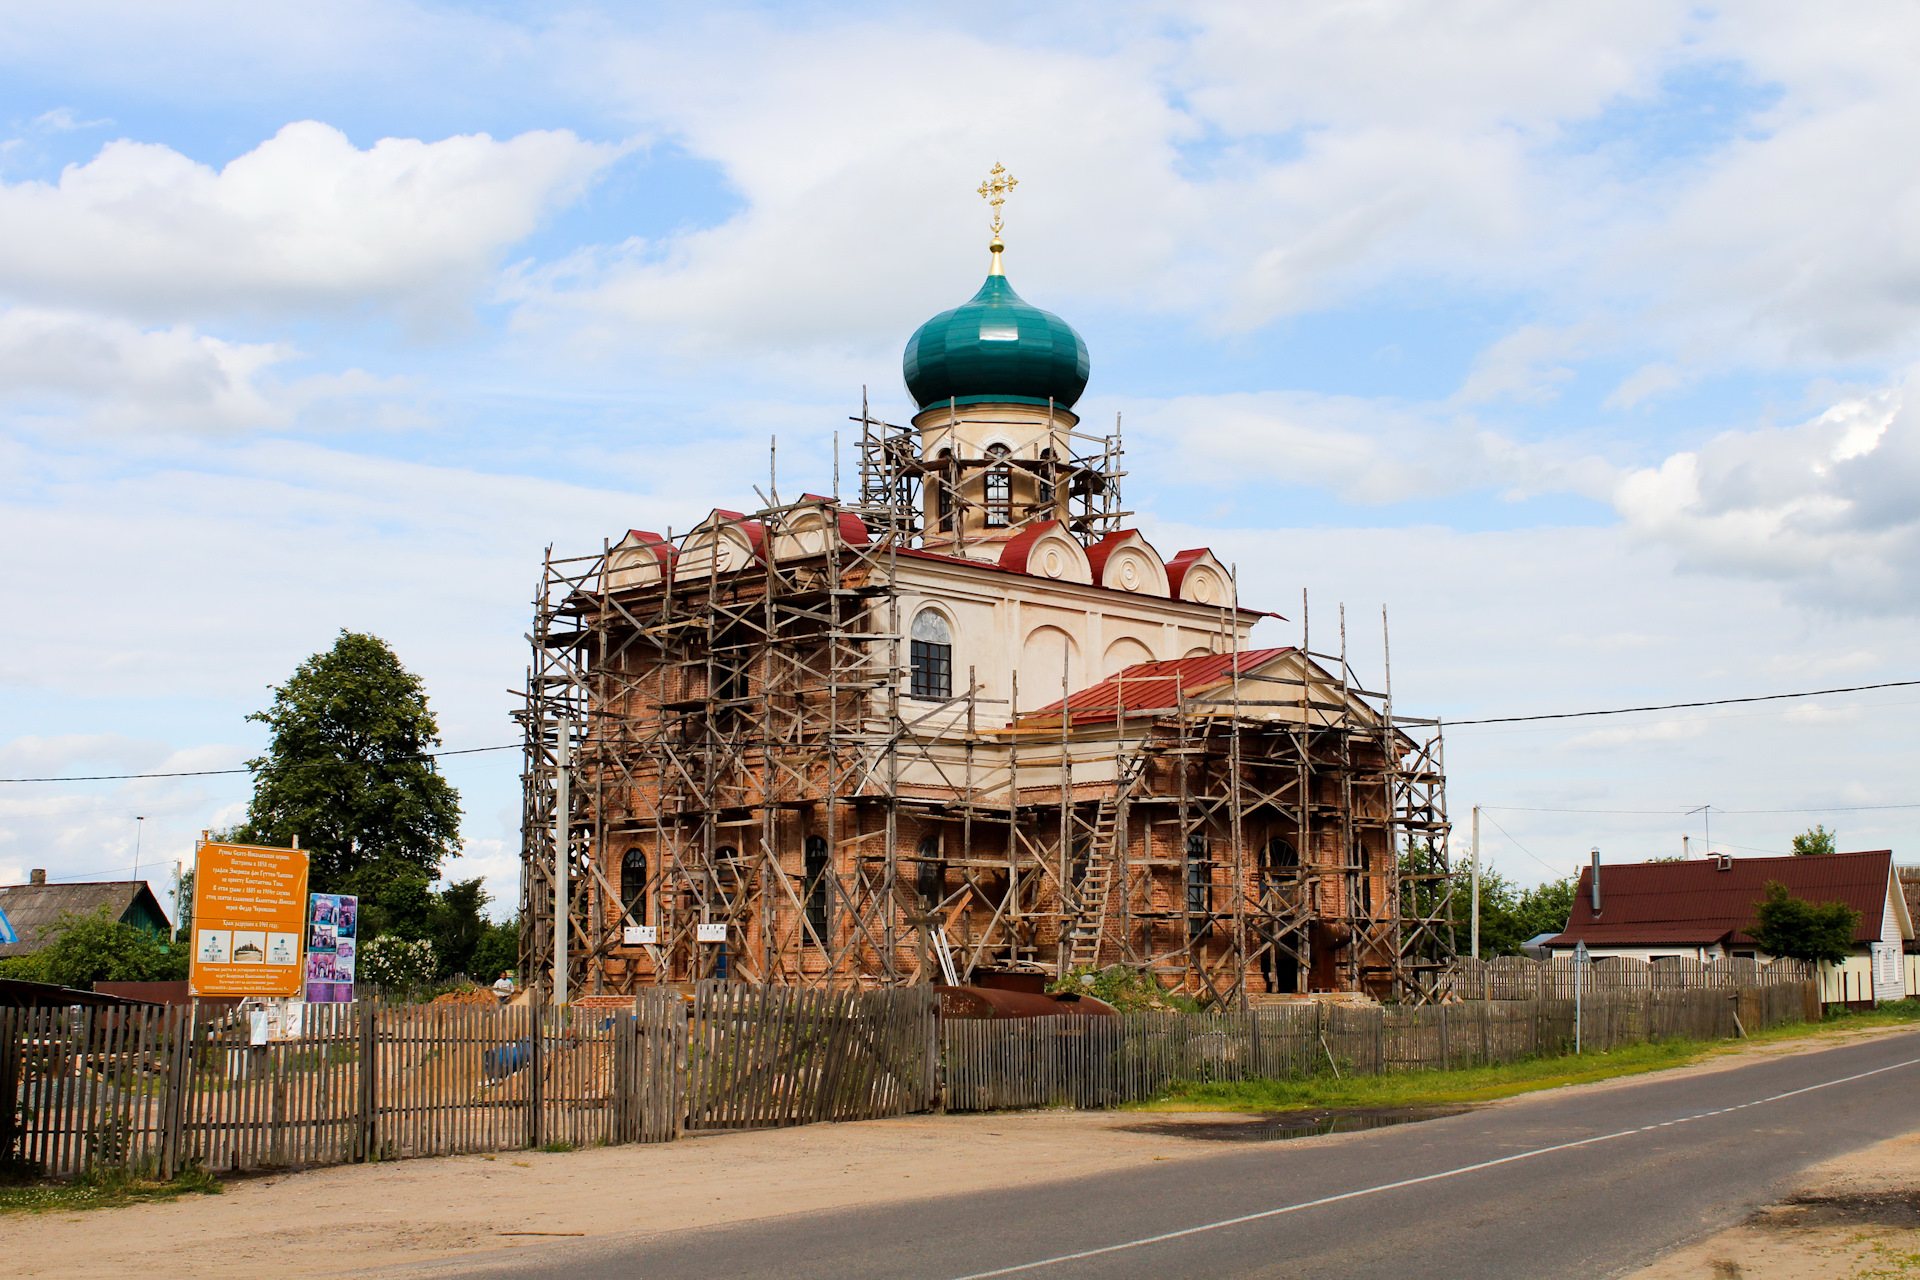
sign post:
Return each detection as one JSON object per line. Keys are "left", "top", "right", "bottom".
{"left": 189, "top": 837, "right": 310, "bottom": 998}
{"left": 1573, "top": 939, "right": 1589, "bottom": 1055}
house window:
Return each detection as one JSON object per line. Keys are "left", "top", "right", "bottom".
{"left": 984, "top": 443, "right": 1012, "bottom": 527}
{"left": 621, "top": 847, "right": 647, "bottom": 922}
{"left": 804, "top": 834, "right": 830, "bottom": 945}
{"left": 910, "top": 609, "right": 953, "bottom": 700}
{"left": 916, "top": 833, "right": 944, "bottom": 906}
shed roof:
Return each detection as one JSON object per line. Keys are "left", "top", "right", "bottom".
{"left": 1548, "top": 850, "right": 1901, "bottom": 951}
{"left": 0, "top": 881, "right": 169, "bottom": 958}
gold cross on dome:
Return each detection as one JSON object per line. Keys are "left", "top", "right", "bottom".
{"left": 977, "top": 162, "right": 1018, "bottom": 244}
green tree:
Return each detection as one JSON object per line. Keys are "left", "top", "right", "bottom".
{"left": 1747, "top": 880, "right": 1860, "bottom": 964}
{"left": 1791, "top": 824, "right": 1838, "bottom": 857}
{"left": 1512, "top": 877, "right": 1577, "bottom": 944}
{"left": 235, "top": 632, "right": 462, "bottom": 906}
{"left": 470, "top": 916, "right": 520, "bottom": 984}
{"left": 0, "top": 909, "right": 187, "bottom": 986}
{"left": 429, "top": 878, "right": 490, "bottom": 978}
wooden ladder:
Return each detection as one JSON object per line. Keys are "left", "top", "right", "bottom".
{"left": 1062, "top": 752, "right": 1150, "bottom": 971}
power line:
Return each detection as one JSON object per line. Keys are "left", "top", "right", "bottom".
{"left": 1480, "top": 812, "right": 1569, "bottom": 880}
{"left": 1446, "top": 679, "right": 1920, "bottom": 726}
{"left": 1484, "top": 802, "right": 1920, "bottom": 816}
{"left": 0, "top": 743, "right": 519, "bottom": 784}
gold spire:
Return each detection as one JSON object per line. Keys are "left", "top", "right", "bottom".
{"left": 977, "top": 162, "right": 1017, "bottom": 275}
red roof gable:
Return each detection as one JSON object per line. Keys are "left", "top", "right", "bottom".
{"left": 997, "top": 520, "right": 1068, "bottom": 575}
{"left": 1020, "top": 648, "right": 1295, "bottom": 726}
{"left": 1550, "top": 850, "right": 1896, "bottom": 950}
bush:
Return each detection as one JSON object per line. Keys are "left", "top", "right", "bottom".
{"left": 358, "top": 936, "right": 436, "bottom": 990}
{"left": 0, "top": 909, "right": 186, "bottom": 986}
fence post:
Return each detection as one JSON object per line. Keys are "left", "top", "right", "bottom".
{"left": 357, "top": 1003, "right": 377, "bottom": 1162}
{"left": 528, "top": 1005, "right": 544, "bottom": 1149}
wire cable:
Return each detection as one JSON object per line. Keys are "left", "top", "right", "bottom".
{"left": 1447, "top": 679, "right": 1920, "bottom": 726}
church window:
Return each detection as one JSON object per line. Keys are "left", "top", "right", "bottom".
{"left": 1185, "top": 832, "right": 1212, "bottom": 938}
{"left": 916, "top": 832, "right": 944, "bottom": 906}
{"left": 1037, "top": 448, "right": 1056, "bottom": 511}
{"left": 804, "top": 834, "right": 831, "bottom": 944}
{"left": 936, "top": 449, "right": 957, "bottom": 533}
{"left": 910, "top": 609, "right": 953, "bottom": 700}
{"left": 984, "top": 443, "right": 1012, "bottom": 527}
{"left": 621, "top": 848, "right": 647, "bottom": 922}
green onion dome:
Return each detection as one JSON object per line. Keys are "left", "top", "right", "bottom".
{"left": 903, "top": 272, "right": 1090, "bottom": 411}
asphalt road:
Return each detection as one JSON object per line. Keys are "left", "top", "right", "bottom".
{"left": 424, "top": 1030, "right": 1920, "bottom": 1280}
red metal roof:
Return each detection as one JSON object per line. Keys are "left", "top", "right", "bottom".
{"left": 1549, "top": 850, "right": 1896, "bottom": 950}
{"left": 1020, "top": 648, "right": 1295, "bottom": 726}
{"left": 893, "top": 545, "right": 1269, "bottom": 613}
{"left": 997, "top": 520, "right": 1068, "bottom": 575}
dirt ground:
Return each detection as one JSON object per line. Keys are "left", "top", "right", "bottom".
{"left": 0, "top": 1023, "right": 1913, "bottom": 1279}
{"left": 1624, "top": 1128, "right": 1920, "bottom": 1280}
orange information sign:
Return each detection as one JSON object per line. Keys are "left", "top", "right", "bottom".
{"left": 189, "top": 840, "right": 310, "bottom": 997}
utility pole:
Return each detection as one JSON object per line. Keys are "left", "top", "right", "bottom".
{"left": 1470, "top": 805, "right": 1481, "bottom": 960}
{"left": 132, "top": 815, "right": 144, "bottom": 884}
{"left": 554, "top": 718, "right": 571, "bottom": 1007}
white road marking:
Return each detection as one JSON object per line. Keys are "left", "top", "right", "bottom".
{"left": 944, "top": 1054, "right": 1920, "bottom": 1279}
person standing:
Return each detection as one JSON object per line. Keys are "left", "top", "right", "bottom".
{"left": 492, "top": 970, "right": 516, "bottom": 1004}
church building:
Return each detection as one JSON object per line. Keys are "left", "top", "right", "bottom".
{"left": 519, "top": 176, "right": 1453, "bottom": 1004}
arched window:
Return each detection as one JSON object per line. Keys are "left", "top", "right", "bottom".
{"left": 1262, "top": 837, "right": 1298, "bottom": 875}
{"left": 910, "top": 609, "right": 953, "bottom": 700}
{"left": 936, "top": 449, "right": 957, "bottom": 533}
{"left": 714, "top": 845, "right": 740, "bottom": 884}
{"left": 916, "top": 832, "right": 944, "bottom": 906}
{"left": 984, "top": 443, "right": 1012, "bottom": 527}
{"left": 621, "top": 847, "right": 647, "bottom": 923}
{"left": 804, "top": 834, "right": 830, "bottom": 945}
{"left": 1036, "top": 448, "right": 1056, "bottom": 510}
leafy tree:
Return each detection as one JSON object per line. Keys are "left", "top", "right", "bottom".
{"left": 470, "top": 916, "right": 520, "bottom": 984}
{"left": 1512, "top": 877, "right": 1577, "bottom": 944}
{"left": 0, "top": 909, "right": 187, "bottom": 986}
{"left": 1792, "top": 825, "right": 1838, "bottom": 857}
{"left": 234, "top": 632, "right": 462, "bottom": 908}
{"left": 429, "top": 878, "right": 490, "bottom": 978}
{"left": 1401, "top": 840, "right": 1577, "bottom": 957}
{"left": 1747, "top": 880, "right": 1860, "bottom": 964}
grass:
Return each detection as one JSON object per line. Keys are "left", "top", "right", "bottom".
{"left": 0, "top": 1162, "right": 222, "bottom": 1215}
{"left": 1126, "top": 999, "right": 1920, "bottom": 1115}
{"left": 536, "top": 1141, "right": 575, "bottom": 1153}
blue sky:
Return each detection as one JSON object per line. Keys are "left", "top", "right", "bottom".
{"left": 5, "top": 1, "right": 1920, "bottom": 915}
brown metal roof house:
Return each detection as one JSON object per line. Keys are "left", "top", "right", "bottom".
{"left": 0, "top": 870, "right": 172, "bottom": 959}
{"left": 1544, "top": 850, "right": 1912, "bottom": 963}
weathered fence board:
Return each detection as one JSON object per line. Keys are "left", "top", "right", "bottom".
{"left": 940, "top": 983, "right": 1818, "bottom": 1112}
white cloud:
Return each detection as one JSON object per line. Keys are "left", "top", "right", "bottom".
{"left": 0, "top": 121, "right": 620, "bottom": 324}
{"left": 1123, "top": 389, "right": 1613, "bottom": 505}
{"left": 1612, "top": 374, "right": 1920, "bottom": 612}
{"left": 0, "top": 307, "right": 289, "bottom": 431}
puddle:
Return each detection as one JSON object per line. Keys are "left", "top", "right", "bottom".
{"left": 1117, "top": 1106, "right": 1475, "bottom": 1142}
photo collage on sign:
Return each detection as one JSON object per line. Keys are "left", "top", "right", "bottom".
{"left": 304, "top": 893, "right": 358, "bottom": 1002}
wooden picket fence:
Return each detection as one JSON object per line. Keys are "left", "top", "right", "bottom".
{"left": 0, "top": 997, "right": 687, "bottom": 1177}
{"left": 0, "top": 978, "right": 1817, "bottom": 1175}
{"left": 1445, "top": 954, "right": 1815, "bottom": 1001}
{"left": 940, "top": 982, "right": 1819, "bottom": 1111}
{"left": 684, "top": 982, "right": 938, "bottom": 1129}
